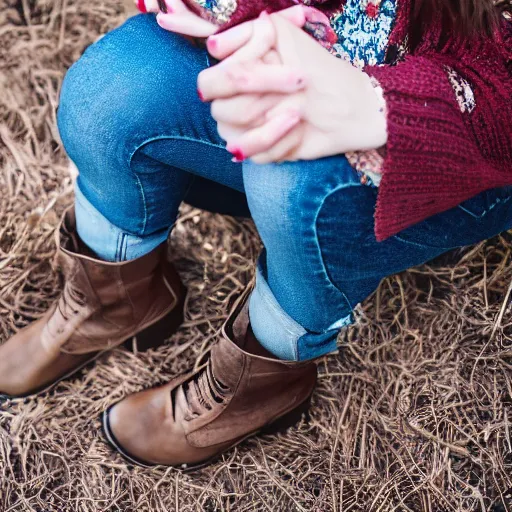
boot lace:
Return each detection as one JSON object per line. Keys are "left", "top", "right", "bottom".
{"left": 177, "top": 359, "right": 231, "bottom": 421}
{"left": 52, "top": 279, "right": 87, "bottom": 334}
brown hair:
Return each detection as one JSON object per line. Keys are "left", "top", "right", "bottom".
{"left": 409, "top": 0, "right": 511, "bottom": 47}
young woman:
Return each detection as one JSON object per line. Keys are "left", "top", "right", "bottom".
{"left": 0, "top": 0, "right": 510, "bottom": 469}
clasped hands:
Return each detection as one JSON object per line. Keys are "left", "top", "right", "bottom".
{"left": 153, "top": 0, "right": 388, "bottom": 163}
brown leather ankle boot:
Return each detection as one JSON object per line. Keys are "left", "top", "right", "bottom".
{"left": 103, "top": 286, "right": 317, "bottom": 470}
{"left": 0, "top": 208, "right": 185, "bottom": 399}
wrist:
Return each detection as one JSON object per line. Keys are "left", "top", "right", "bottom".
{"left": 364, "top": 73, "right": 388, "bottom": 149}
{"left": 369, "top": 76, "right": 387, "bottom": 118}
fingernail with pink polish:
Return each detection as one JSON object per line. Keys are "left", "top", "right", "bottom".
{"left": 207, "top": 36, "right": 217, "bottom": 51}
{"left": 197, "top": 88, "right": 205, "bottom": 101}
{"left": 228, "top": 148, "right": 245, "bottom": 162}
{"left": 136, "top": 0, "right": 147, "bottom": 13}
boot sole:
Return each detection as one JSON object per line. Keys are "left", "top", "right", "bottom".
{"left": 0, "top": 301, "right": 184, "bottom": 405}
{"left": 101, "top": 393, "right": 312, "bottom": 472}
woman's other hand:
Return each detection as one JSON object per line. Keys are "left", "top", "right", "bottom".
{"left": 199, "top": 12, "right": 388, "bottom": 163}
{"left": 143, "top": 2, "right": 313, "bottom": 50}
{"left": 137, "top": 0, "right": 219, "bottom": 38}
{"left": 139, "top": 0, "right": 312, "bottom": 41}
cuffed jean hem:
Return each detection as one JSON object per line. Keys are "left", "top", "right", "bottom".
{"left": 249, "top": 264, "right": 353, "bottom": 361}
{"left": 75, "top": 182, "right": 169, "bottom": 262}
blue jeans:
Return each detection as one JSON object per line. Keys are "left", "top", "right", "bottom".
{"left": 57, "top": 14, "right": 512, "bottom": 361}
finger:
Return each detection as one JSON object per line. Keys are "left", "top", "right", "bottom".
{"left": 264, "top": 93, "right": 305, "bottom": 121}
{"left": 212, "top": 12, "right": 276, "bottom": 65}
{"left": 249, "top": 125, "right": 303, "bottom": 164}
{"left": 206, "top": 23, "right": 254, "bottom": 61}
{"left": 198, "top": 62, "right": 306, "bottom": 101}
{"left": 225, "top": 112, "right": 301, "bottom": 159}
{"left": 277, "top": 5, "right": 331, "bottom": 27}
{"left": 216, "top": 121, "right": 245, "bottom": 143}
{"left": 273, "top": 5, "right": 307, "bottom": 27}
{"left": 210, "top": 93, "right": 283, "bottom": 126}
{"left": 268, "top": 13, "right": 304, "bottom": 68}
{"left": 206, "top": 5, "right": 307, "bottom": 61}
{"left": 156, "top": 12, "right": 218, "bottom": 36}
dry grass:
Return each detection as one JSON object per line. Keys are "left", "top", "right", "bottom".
{"left": 1, "top": 1, "right": 512, "bottom": 510}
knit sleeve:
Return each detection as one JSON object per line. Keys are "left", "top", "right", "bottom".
{"left": 364, "top": 25, "right": 512, "bottom": 242}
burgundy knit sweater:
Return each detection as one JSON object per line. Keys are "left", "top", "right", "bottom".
{"left": 186, "top": 0, "right": 512, "bottom": 241}
{"left": 366, "top": 12, "right": 512, "bottom": 241}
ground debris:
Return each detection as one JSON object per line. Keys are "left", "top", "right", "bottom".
{"left": 1, "top": 1, "right": 512, "bottom": 510}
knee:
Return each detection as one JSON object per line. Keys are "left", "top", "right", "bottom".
{"left": 243, "top": 161, "right": 305, "bottom": 250}
{"left": 243, "top": 156, "right": 362, "bottom": 243}
{"left": 57, "top": 15, "right": 206, "bottom": 172}
{"left": 243, "top": 160, "right": 302, "bottom": 239}
{"left": 58, "top": 16, "right": 148, "bottom": 167}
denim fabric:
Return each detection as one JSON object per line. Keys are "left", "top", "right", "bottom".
{"left": 57, "top": 14, "right": 512, "bottom": 361}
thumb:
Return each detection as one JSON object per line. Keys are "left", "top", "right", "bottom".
{"left": 267, "top": 13, "right": 305, "bottom": 69}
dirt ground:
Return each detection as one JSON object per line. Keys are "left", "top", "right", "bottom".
{"left": 1, "top": 1, "right": 512, "bottom": 510}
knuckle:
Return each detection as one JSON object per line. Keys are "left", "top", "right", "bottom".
{"left": 227, "top": 69, "right": 244, "bottom": 86}
{"left": 227, "top": 62, "right": 251, "bottom": 87}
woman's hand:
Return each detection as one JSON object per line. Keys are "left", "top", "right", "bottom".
{"left": 140, "top": 0, "right": 311, "bottom": 43}
{"left": 198, "top": 12, "right": 388, "bottom": 163}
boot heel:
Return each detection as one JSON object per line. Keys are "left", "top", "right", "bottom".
{"left": 124, "top": 306, "right": 184, "bottom": 353}
{"left": 261, "top": 395, "right": 312, "bottom": 436}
